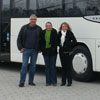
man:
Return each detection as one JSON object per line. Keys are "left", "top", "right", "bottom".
{"left": 17, "top": 14, "right": 42, "bottom": 87}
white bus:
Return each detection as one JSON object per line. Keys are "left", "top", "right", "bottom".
{"left": 1, "top": 0, "right": 100, "bottom": 82}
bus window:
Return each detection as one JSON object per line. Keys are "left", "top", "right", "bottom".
{"left": 26, "top": 0, "right": 100, "bottom": 17}
{"left": 27, "top": 0, "right": 66, "bottom": 17}
{"left": 85, "top": 0, "right": 100, "bottom": 16}
{"left": 27, "top": 0, "right": 85, "bottom": 17}
{"left": 11, "top": 0, "right": 27, "bottom": 17}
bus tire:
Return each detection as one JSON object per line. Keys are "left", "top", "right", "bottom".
{"left": 71, "top": 45, "right": 93, "bottom": 82}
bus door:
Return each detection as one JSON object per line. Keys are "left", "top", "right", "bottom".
{"left": 0, "top": 0, "right": 10, "bottom": 61}
{"left": 0, "top": 0, "right": 2, "bottom": 60}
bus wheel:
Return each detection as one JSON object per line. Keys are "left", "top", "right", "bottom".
{"left": 71, "top": 45, "right": 93, "bottom": 82}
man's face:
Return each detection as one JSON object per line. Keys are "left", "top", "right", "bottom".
{"left": 30, "top": 16, "right": 37, "bottom": 26}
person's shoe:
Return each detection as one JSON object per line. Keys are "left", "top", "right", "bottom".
{"left": 29, "top": 83, "right": 36, "bottom": 86}
{"left": 52, "top": 84, "right": 57, "bottom": 86}
{"left": 67, "top": 83, "right": 72, "bottom": 87}
{"left": 19, "top": 83, "right": 24, "bottom": 87}
{"left": 46, "top": 84, "right": 51, "bottom": 86}
{"left": 60, "top": 83, "right": 66, "bottom": 86}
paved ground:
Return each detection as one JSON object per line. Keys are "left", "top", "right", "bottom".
{"left": 0, "top": 63, "right": 100, "bottom": 100}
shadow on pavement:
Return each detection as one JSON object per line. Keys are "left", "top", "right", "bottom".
{"left": 0, "top": 62, "right": 62, "bottom": 77}
{"left": 1, "top": 62, "right": 100, "bottom": 83}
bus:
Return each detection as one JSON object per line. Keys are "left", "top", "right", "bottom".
{"left": 0, "top": 0, "right": 100, "bottom": 82}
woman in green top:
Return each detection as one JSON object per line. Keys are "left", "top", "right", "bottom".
{"left": 40, "top": 22, "right": 58, "bottom": 86}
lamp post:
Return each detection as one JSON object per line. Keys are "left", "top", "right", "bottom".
{"left": 36, "top": 0, "right": 39, "bottom": 15}
{"left": 62, "top": 0, "right": 65, "bottom": 15}
{"left": 73, "top": 0, "right": 76, "bottom": 8}
{"left": 10, "top": 0, "right": 15, "bottom": 9}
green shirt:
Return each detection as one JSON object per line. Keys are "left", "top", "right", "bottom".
{"left": 45, "top": 29, "right": 52, "bottom": 48}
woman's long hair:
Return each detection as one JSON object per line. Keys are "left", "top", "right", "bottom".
{"left": 59, "top": 22, "right": 72, "bottom": 32}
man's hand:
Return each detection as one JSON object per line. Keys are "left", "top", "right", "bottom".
{"left": 20, "top": 48, "right": 24, "bottom": 53}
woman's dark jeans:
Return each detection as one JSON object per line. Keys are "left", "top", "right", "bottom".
{"left": 43, "top": 55, "right": 57, "bottom": 85}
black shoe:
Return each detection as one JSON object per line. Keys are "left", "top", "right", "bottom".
{"left": 29, "top": 83, "right": 36, "bottom": 86}
{"left": 60, "top": 83, "right": 66, "bottom": 86}
{"left": 46, "top": 84, "right": 51, "bottom": 86}
{"left": 52, "top": 84, "right": 57, "bottom": 86}
{"left": 67, "top": 83, "right": 72, "bottom": 87}
{"left": 19, "top": 83, "right": 24, "bottom": 87}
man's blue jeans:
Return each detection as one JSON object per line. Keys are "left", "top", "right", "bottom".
{"left": 43, "top": 55, "right": 57, "bottom": 85}
{"left": 20, "top": 48, "right": 38, "bottom": 84}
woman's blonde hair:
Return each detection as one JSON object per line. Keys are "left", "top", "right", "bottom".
{"left": 59, "top": 22, "right": 72, "bottom": 32}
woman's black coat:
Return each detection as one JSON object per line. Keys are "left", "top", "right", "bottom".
{"left": 58, "top": 30, "right": 77, "bottom": 52}
{"left": 40, "top": 28, "right": 58, "bottom": 56}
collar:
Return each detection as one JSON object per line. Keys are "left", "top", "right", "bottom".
{"left": 61, "top": 30, "right": 67, "bottom": 35}
{"left": 28, "top": 24, "right": 37, "bottom": 29}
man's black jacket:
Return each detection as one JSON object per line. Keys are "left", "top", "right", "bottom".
{"left": 17, "top": 24, "right": 42, "bottom": 51}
